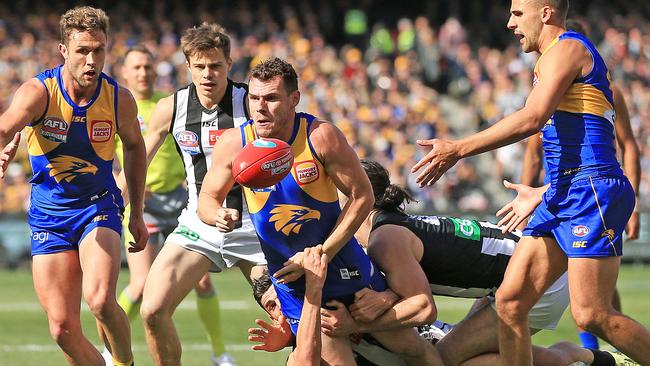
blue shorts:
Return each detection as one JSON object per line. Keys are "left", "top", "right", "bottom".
{"left": 30, "top": 193, "right": 123, "bottom": 256}
{"left": 273, "top": 266, "right": 387, "bottom": 335}
{"left": 523, "top": 176, "right": 634, "bottom": 258}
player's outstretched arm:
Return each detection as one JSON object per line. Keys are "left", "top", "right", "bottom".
{"left": 496, "top": 181, "right": 549, "bottom": 233}
{"left": 197, "top": 128, "right": 242, "bottom": 232}
{"left": 411, "top": 39, "right": 588, "bottom": 187}
{"left": 116, "top": 87, "right": 148, "bottom": 252}
{"left": 116, "top": 95, "right": 173, "bottom": 204}
{"left": 310, "top": 121, "right": 374, "bottom": 259}
{"left": 0, "top": 79, "right": 47, "bottom": 177}
{"left": 612, "top": 84, "right": 641, "bottom": 239}
{"left": 288, "top": 245, "right": 327, "bottom": 366}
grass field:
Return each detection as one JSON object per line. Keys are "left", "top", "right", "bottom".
{"left": 0, "top": 265, "right": 649, "bottom": 365}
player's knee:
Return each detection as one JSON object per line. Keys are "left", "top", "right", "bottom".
{"left": 48, "top": 316, "right": 81, "bottom": 344}
{"left": 495, "top": 290, "right": 529, "bottom": 322}
{"left": 140, "top": 299, "right": 169, "bottom": 329}
{"left": 194, "top": 275, "right": 213, "bottom": 293}
{"left": 572, "top": 307, "right": 612, "bottom": 335}
{"left": 85, "top": 290, "right": 115, "bottom": 320}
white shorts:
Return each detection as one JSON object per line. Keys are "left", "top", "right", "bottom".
{"left": 490, "top": 271, "right": 570, "bottom": 330}
{"left": 166, "top": 209, "right": 266, "bottom": 272}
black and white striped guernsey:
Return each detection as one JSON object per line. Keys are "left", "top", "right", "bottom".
{"left": 170, "top": 80, "right": 249, "bottom": 226}
{"left": 372, "top": 211, "right": 521, "bottom": 298}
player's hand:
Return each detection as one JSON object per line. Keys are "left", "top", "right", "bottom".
{"left": 303, "top": 245, "right": 328, "bottom": 291}
{"left": 411, "top": 138, "right": 460, "bottom": 187}
{"left": 127, "top": 212, "right": 149, "bottom": 252}
{"left": 350, "top": 288, "right": 399, "bottom": 322}
{"left": 496, "top": 180, "right": 546, "bottom": 233}
{"left": 321, "top": 300, "right": 357, "bottom": 336}
{"left": 626, "top": 210, "right": 640, "bottom": 240}
{"left": 248, "top": 315, "right": 293, "bottom": 352}
{"left": 214, "top": 208, "right": 240, "bottom": 232}
{"left": 0, "top": 132, "right": 21, "bottom": 179}
{"left": 274, "top": 250, "right": 306, "bottom": 284}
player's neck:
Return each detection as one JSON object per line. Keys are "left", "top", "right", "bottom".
{"left": 132, "top": 89, "right": 153, "bottom": 101}
{"left": 196, "top": 83, "right": 227, "bottom": 110}
{"left": 61, "top": 66, "right": 98, "bottom": 105}
{"left": 537, "top": 26, "right": 566, "bottom": 54}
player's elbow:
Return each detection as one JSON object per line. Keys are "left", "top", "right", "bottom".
{"left": 413, "top": 294, "right": 437, "bottom": 325}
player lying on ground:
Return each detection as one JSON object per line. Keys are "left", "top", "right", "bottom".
{"left": 248, "top": 159, "right": 636, "bottom": 366}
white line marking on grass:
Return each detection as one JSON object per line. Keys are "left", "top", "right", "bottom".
{"left": 0, "top": 300, "right": 253, "bottom": 312}
{"left": 0, "top": 343, "right": 257, "bottom": 352}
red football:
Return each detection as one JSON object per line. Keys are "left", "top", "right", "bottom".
{"left": 232, "top": 138, "right": 294, "bottom": 189}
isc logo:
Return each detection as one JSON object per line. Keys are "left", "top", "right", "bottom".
{"left": 93, "top": 215, "right": 109, "bottom": 222}
{"left": 572, "top": 241, "right": 587, "bottom": 248}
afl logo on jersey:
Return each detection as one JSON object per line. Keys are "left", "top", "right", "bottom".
{"left": 41, "top": 117, "right": 69, "bottom": 143}
{"left": 175, "top": 131, "right": 200, "bottom": 155}
{"left": 294, "top": 161, "right": 319, "bottom": 185}
{"left": 90, "top": 120, "right": 112, "bottom": 143}
{"left": 572, "top": 225, "right": 590, "bottom": 237}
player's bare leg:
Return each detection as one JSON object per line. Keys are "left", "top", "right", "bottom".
{"left": 371, "top": 327, "right": 444, "bottom": 365}
{"left": 569, "top": 257, "right": 650, "bottom": 364}
{"left": 495, "top": 236, "right": 567, "bottom": 366}
{"left": 123, "top": 236, "right": 159, "bottom": 308}
{"left": 140, "top": 242, "right": 212, "bottom": 366}
{"left": 79, "top": 227, "right": 133, "bottom": 364}
{"left": 236, "top": 260, "right": 267, "bottom": 285}
{"left": 33, "top": 251, "right": 104, "bottom": 365}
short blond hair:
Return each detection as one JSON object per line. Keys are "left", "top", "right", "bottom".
{"left": 60, "top": 6, "right": 109, "bottom": 45}
{"left": 181, "top": 23, "right": 231, "bottom": 61}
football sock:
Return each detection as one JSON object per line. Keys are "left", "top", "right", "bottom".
{"left": 589, "top": 349, "right": 615, "bottom": 366}
{"left": 117, "top": 286, "right": 141, "bottom": 323}
{"left": 112, "top": 355, "right": 134, "bottom": 366}
{"left": 196, "top": 289, "right": 226, "bottom": 356}
{"left": 579, "top": 331, "right": 600, "bottom": 350}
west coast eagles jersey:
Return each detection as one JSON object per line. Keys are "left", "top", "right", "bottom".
{"left": 26, "top": 65, "right": 121, "bottom": 208}
{"left": 240, "top": 112, "right": 376, "bottom": 300}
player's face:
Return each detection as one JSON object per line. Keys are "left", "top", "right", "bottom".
{"left": 248, "top": 76, "right": 300, "bottom": 140}
{"left": 507, "top": 0, "right": 543, "bottom": 53}
{"left": 122, "top": 51, "right": 155, "bottom": 98}
{"left": 59, "top": 30, "right": 107, "bottom": 88}
{"left": 187, "top": 48, "right": 232, "bottom": 99}
{"left": 261, "top": 286, "right": 283, "bottom": 321}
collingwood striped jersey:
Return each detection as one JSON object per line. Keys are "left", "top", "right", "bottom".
{"left": 372, "top": 211, "right": 521, "bottom": 298}
{"left": 170, "top": 80, "right": 249, "bottom": 225}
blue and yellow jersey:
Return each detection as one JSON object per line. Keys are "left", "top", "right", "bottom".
{"left": 535, "top": 30, "right": 623, "bottom": 184}
{"left": 26, "top": 65, "right": 122, "bottom": 209}
{"left": 240, "top": 112, "right": 374, "bottom": 300}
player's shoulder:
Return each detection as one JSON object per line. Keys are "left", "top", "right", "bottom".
{"left": 541, "top": 37, "right": 591, "bottom": 68}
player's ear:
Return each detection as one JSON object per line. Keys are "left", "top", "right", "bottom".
{"left": 541, "top": 5, "right": 553, "bottom": 23}
{"left": 290, "top": 90, "right": 300, "bottom": 107}
{"left": 58, "top": 43, "right": 67, "bottom": 60}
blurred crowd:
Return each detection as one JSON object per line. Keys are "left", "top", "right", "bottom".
{"left": 0, "top": 0, "right": 649, "bottom": 215}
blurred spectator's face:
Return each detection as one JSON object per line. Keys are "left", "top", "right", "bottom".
{"left": 507, "top": 0, "right": 543, "bottom": 53}
{"left": 59, "top": 30, "right": 106, "bottom": 88}
{"left": 248, "top": 76, "right": 300, "bottom": 139}
{"left": 122, "top": 51, "right": 155, "bottom": 98}
{"left": 186, "top": 48, "right": 232, "bottom": 100}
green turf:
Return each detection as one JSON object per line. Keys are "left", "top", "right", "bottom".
{"left": 0, "top": 265, "right": 649, "bottom": 365}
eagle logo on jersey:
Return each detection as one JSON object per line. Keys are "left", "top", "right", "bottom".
{"left": 46, "top": 155, "right": 98, "bottom": 183}
{"left": 269, "top": 204, "right": 321, "bottom": 236}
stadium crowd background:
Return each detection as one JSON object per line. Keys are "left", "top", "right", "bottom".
{"left": 0, "top": 0, "right": 649, "bottom": 216}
